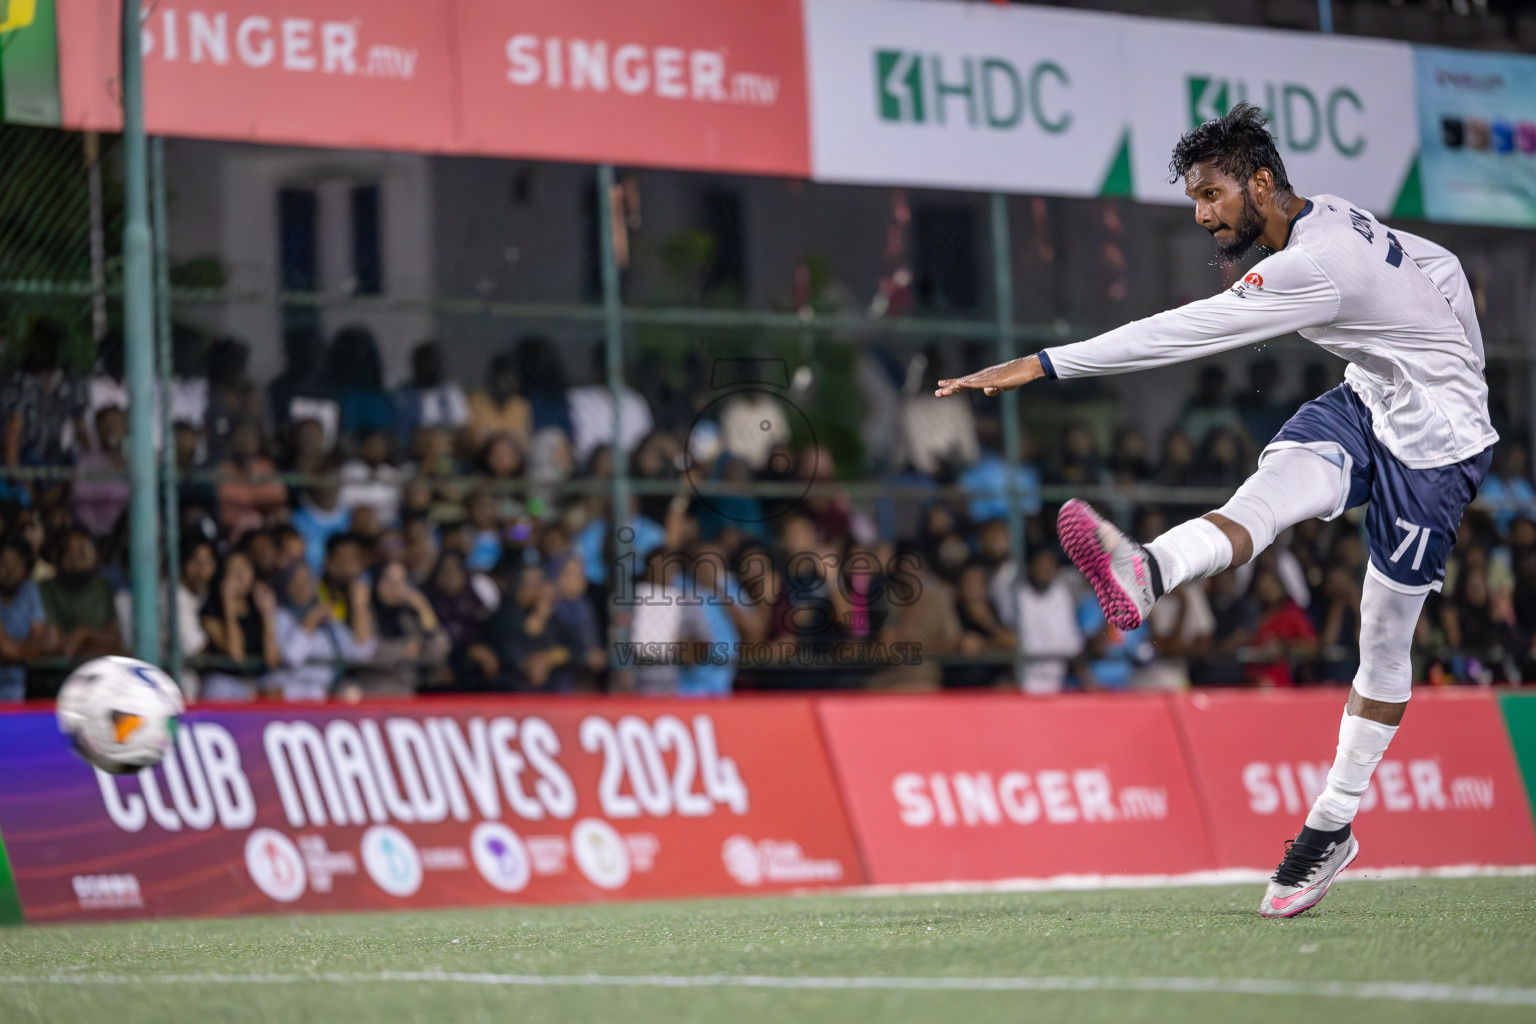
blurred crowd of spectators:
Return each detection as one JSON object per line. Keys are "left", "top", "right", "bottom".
{"left": 0, "top": 323, "right": 1529, "bottom": 703}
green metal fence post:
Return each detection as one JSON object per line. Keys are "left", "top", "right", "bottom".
{"left": 597, "top": 165, "right": 632, "bottom": 676}
{"left": 990, "top": 193, "right": 1028, "bottom": 686}
{"left": 152, "top": 136, "right": 181, "bottom": 682}
{"left": 122, "top": 0, "right": 160, "bottom": 662}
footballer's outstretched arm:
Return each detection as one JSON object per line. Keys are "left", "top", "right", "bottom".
{"left": 936, "top": 246, "right": 1339, "bottom": 398}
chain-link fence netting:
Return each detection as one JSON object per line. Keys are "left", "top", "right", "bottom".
{"left": 3, "top": 131, "right": 1536, "bottom": 697}
{"left": 0, "top": 125, "right": 121, "bottom": 374}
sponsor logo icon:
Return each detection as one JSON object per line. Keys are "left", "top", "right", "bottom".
{"left": 72, "top": 873, "right": 143, "bottom": 910}
{"left": 360, "top": 824, "right": 423, "bottom": 898}
{"left": 1268, "top": 886, "right": 1317, "bottom": 912}
{"left": 506, "top": 35, "right": 781, "bottom": 107}
{"left": 875, "top": 50, "right": 1071, "bottom": 133}
{"left": 571, "top": 819, "right": 631, "bottom": 890}
{"left": 1230, "top": 272, "right": 1265, "bottom": 299}
{"left": 526, "top": 835, "right": 570, "bottom": 876}
{"left": 138, "top": 13, "right": 420, "bottom": 82}
{"left": 295, "top": 835, "right": 357, "bottom": 894}
{"left": 1439, "top": 115, "right": 1536, "bottom": 155}
{"left": 894, "top": 769, "right": 1169, "bottom": 827}
{"left": 878, "top": 50, "right": 925, "bottom": 123}
{"left": 1187, "top": 76, "right": 1365, "bottom": 157}
{"left": 245, "top": 828, "right": 307, "bottom": 903}
{"left": 721, "top": 835, "right": 764, "bottom": 885}
{"left": 721, "top": 835, "right": 844, "bottom": 887}
{"left": 421, "top": 847, "right": 470, "bottom": 872}
{"left": 1244, "top": 759, "right": 1495, "bottom": 815}
{"left": 471, "top": 822, "right": 532, "bottom": 894}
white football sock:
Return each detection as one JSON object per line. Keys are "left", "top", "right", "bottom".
{"left": 1146, "top": 517, "right": 1232, "bottom": 592}
{"left": 1305, "top": 710, "right": 1399, "bottom": 832}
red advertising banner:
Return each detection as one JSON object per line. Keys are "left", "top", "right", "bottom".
{"left": 815, "top": 695, "right": 1215, "bottom": 884}
{"left": 52, "top": 0, "right": 809, "bottom": 175}
{"left": 1174, "top": 689, "right": 1536, "bottom": 869}
{"left": 0, "top": 698, "right": 861, "bottom": 922}
{"left": 56, "top": 0, "right": 459, "bottom": 151}
{"left": 452, "top": 0, "right": 810, "bottom": 175}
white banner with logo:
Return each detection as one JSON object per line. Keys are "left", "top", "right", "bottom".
{"left": 805, "top": 0, "right": 1420, "bottom": 215}
{"left": 804, "top": 0, "right": 1132, "bottom": 196}
{"left": 1122, "top": 20, "right": 1419, "bottom": 213}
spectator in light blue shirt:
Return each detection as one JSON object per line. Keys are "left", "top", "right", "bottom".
{"left": 677, "top": 547, "right": 757, "bottom": 698}
{"left": 291, "top": 481, "right": 352, "bottom": 576}
{"left": 959, "top": 448, "right": 1041, "bottom": 525}
{"left": 1076, "top": 590, "right": 1154, "bottom": 691}
{"left": 0, "top": 537, "right": 54, "bottom": 702}
{"left": 576, "top": 512, "right": 665, "bottom": 586}
{"left": 1478, "top": 444, "right": 1536, "bottom": 534}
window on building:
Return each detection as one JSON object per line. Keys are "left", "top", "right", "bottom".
{"left": 701, "top": 185, "right": 745, "bottom": 302}
{"left": 912, "top": 201, "right": 980, "bottom": 313}
{"left": 351, "top": 184, "right": 382, "bottom": 295}
{"left": 277, "top": 187, "right": 319, "bottom": 341}
{"left": 580, "top": 171, "right": 602, "bottom": 303}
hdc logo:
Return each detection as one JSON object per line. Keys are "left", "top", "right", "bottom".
{"left": 875, "top": 50, "right": 1070, "bottom": 133}
{"left": 1187, "top": 77, "right": 1364, "bottom": 157}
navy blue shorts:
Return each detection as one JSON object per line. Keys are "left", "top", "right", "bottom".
{"left": 1270, "top": 385, "right": 1492, "bottom": 592}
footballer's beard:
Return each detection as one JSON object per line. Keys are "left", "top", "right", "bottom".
{"left": 1210, "top": 188, "right": 1266, "bottom": 268}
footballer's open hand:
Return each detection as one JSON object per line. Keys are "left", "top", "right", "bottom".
{"left": 935, "top": 354, "right": 1044, "bottom": 398}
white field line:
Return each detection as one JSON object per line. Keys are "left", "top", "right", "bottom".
{"left": 845, "top": 863, "right": 1536, "bottom": 898}
{"left": 0, "top": 971, "right": 1534, "bottom": 1006}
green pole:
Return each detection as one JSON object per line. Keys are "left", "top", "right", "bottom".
{"left": 990, "top": 193, "right": 1028, "bottom": 686}
{"left": 0, "top": 824, "right": 25, "bottom": 925}
{"left": 597, "top": 165, "right": 631, "bottom": 677}
{"left": 152, "top": 136, "right": 181, "bottom": 682}
{"left": 122, "top": 0, "right": 160, "bottom": 662}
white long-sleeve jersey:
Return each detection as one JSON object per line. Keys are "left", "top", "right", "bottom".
{"left": 1039, "top": 195, "right": 1498, "bottom": 470}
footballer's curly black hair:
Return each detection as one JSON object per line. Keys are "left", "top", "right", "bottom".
{"left": 1168, "top": 101, "right": 1292, "bottom": 193}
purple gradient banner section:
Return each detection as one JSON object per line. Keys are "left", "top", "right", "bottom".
{"left": 0, "top": 699, "right": 862, "bottom": 921}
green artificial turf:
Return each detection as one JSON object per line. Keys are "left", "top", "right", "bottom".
{"left": 2, "top": 876, "right": 1534, "bottom": 1023}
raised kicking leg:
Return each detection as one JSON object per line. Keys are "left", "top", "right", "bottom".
{"left": 1055, "top": 444, "right": 1347, "bottom": 629}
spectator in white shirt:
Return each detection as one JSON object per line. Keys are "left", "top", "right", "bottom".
{"left": 719, "top": 392, "right": 792, "bottom": 469}
{"left": 339, "top": 427, "right": 406, "bottom": 526}
{"left": 394, "top": 341, "right": 468, "bottom": 446}
{"left": 1014, "top": 546, "right": 1086, "bottom": 695}
{"left": 628, "top": 548, "right": 709, "bottom": 695}
{"left": 567, "top": 345, "right": 653, "bottom": 464}
{"left": 902, "top": 394, "right": 980, "bottom": 474}
{"left": 68, "top": 337, "right": 209, "bottom": 455}
{"left": 114, "top": 536, "right": 214, "bottom": 699}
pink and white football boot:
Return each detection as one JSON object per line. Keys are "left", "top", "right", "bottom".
{"left": 1259, "top": 831, "right": 1360, "bottom": 918}
{"left": 1056, "top": 499, "right": 1158, "bottom": 630}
